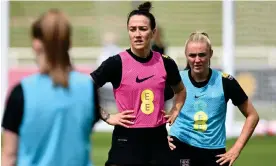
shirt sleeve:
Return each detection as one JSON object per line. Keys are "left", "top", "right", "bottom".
{"left": 222, "top": 74, "right": 248, "bottom": 106}
{"left": 90, "top": 55, "right": 122, "bottom": 88}
{"left": 164, "top": 83, "right": 174, "bottom": 101}
{"left": 1, "top": 83, "right": 24, "bottom": 134}
{"left": 162, "top": 55, "right": 182, "bottom": 87}
{"left": 92, "top": 81, "right": 100, "bottom": 127}
{"left": 162, "top": 55, "right": 181, "bottom": 101}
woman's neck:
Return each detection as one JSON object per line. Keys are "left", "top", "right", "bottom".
{"left": 131, "top": 46, "right": 151, "bottom": 58}
{"left": 191, "top": 68, "right": 210, "bottom": 82}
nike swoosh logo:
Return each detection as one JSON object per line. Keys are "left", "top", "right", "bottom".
{"left": 195, "top": 94, "right": 205, "bottom": 98}
{"left": 136, "top": 75, "right": 154, "bottom": 83}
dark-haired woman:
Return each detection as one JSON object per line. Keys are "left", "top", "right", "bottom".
{"left": 90, "top": 1, "right": 186, "bottom": 166}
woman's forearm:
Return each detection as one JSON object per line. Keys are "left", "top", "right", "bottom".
{"left": 232, "top": 112, "right": 259, "bottom": 151}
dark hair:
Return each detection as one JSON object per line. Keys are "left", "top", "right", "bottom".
{"left": 127, "top": 1, "right": 156, "bottom": 30}
{"left": 31, "top": 9, "right": 72, "bottom": 87}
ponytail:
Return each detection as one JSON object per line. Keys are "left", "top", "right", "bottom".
{"left": 50, "top": 67, "right": 69, "bottom": 87}
{"left": 32, "top": 9, "right": 72, "bottom": 88}
{"left": 127, "top": 1, "right": 156, "bottom": 30}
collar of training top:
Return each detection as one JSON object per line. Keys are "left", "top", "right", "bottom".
{"left": 188, "top": 68, "right": 212, "bottom": 88}
{"left": 126, "top": 48, "right": 153, "bottom": 63}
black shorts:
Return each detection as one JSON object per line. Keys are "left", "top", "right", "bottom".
{"left": 105, "top": 124, "right": 172, "bottom": 166}
{"left": 170, "top": 136, "right": 229, "bottom": 166}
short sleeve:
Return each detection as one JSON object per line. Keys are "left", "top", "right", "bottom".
{"left": 162, "top": 55, "right": 181, "bottom": 86}
{"left": 222, "top": 74, "right": 248, "bottom": 106}
{"left": 90, "top": 55, "right": 122, "bottom": 88}
{"left": 1, "top": 83, "right": 24, "bottom": 134}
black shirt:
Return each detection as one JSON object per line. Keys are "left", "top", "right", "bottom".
{"left": 1, "top": 82, "right": 100, "bottom": 135}
{"left": 90, "top": 48, "right": 182, "bottom": 100}
{"left": 188, "top": 69, "right": 248, "bottom": 106}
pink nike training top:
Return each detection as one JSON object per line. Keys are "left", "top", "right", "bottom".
{"left": 113, "top": 50, "right": 167, "bottom": 128}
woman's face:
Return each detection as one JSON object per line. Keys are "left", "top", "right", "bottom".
{"left": 186, "top": 41, "right": 212, "bottom": 74}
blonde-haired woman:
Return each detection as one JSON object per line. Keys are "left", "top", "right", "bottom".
{"left": 168, "top": 32, "right": 259, "bottom": 166}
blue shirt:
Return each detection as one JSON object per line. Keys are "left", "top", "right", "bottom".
{"left": 170, "top": 69, "right": 227, "bottom": 149}
{"left": 17, "top": 71, "right": 96, "bottom": 166}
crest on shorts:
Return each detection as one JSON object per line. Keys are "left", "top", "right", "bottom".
{"left": 180, "top": 159, "right": 190, "bottom": 166}
{"left": 222, "top": 72, "right": 233, "bottom": 80}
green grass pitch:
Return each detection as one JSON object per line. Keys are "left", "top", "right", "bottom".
{"left": 92, "top": 132, "right": 276, "bottom": 166}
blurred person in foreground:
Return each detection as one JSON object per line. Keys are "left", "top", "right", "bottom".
{"left": 1, "top": 9, "right": 100, "bottom": 166}
{"left": 167, "top": 31, "right": 259, "bottom": 166}
{"left": 97, "top": 32, "right": 122, "bottom": 66}
{"left": 151, "top": 25, "right": 166, "bottom": 55}
{"left": 90, "top": 1, "right": 186, "bottom": 165}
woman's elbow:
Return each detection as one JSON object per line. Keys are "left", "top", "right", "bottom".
{"left": 248, "top": 109, "right": 259, "bottom": 125}
{"left": 254, "top": 111, "right": 260, "bottom": 123}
